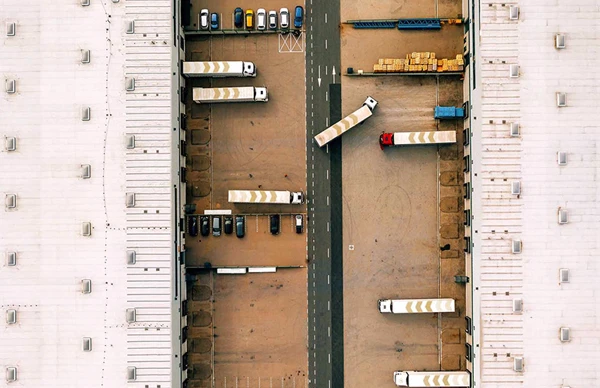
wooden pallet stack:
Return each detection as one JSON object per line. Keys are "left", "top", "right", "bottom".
{"left": 373, "top": 52, "right": 464, "bottom": 73}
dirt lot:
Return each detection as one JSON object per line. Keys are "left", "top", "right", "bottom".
{"left": 340, "top": 0, "right": 462, "bottom": 21}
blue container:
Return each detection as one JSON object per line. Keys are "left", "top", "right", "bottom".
{"left": 435, "top": 106, "right": 464, "bottom": 119}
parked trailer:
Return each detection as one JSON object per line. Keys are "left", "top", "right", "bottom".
{"left": 182, "top": 61, "right": 257, "bottom": 77}
{"left": 379, "top": 131, "right": 456, "bottom": 149}
{"left": 314, "top": 96, "right": 378, "bottom": 147}
{"left": 393, "top": 371, "right": 470, "bottom": 387}
{"left": 228, "top": 190, "right": 304, "bottom": 204}
{"left": 434, "top": 106, "right": 464, "bottom": 119}
{"left": 378, "top": 298, "right": 455, "bottom": 314}
{"left": 193, "top": 87, "right": 268, "bottom": 103}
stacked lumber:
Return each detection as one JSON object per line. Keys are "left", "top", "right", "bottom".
{"left": 373, "top": 52, "right": 464, "bottom": 73}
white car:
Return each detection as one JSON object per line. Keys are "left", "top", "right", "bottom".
{"left": 257, "top": 8, "right": 267, "bottom": 30}
{"left": 200, "top": 9, "right": 209, "bottom": 30}
{"left": 279, "top": 7, "right": 289, "bottom": 29}
{"left": 268, "top": 10, "right": 277, "bottom": 29}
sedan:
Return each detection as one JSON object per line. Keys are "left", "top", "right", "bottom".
{"left": 224, "top": 216, "right": 233, "bottom": 234}
{"left": 210, "top": 13, "right": 219, "bottom": 30}
{"left": 270, "top": 214, "right": 280, "bottom": 235}
{"left": 188, "top": 215, "right": 198, "bottom": 237}
{"left": 279, "top": 7, "right": 289, "bottom": 29}
{"left": 245, "top": 9, "right": 254, "bottom": 29}
{"left": 257, "top": 8, "right": 266, "bottom": 31}
{"left": 268, "top": 10, "right": 277, "bottom": 29}
{"left": 200, "top": 216, "right": 210, "bottom": 237}
{"left": 235, "top": 216, "right": 245, "bottom": 238}
{"left": 294, "top": 6, "right": 303, "bottom": 29}
{"left": 234, "top": 7, "right": 244, "bottom": 28}
{"left": 200, "top": 9, "right": 209, "bottom": 30}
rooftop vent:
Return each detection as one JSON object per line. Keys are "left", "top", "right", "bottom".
{"left": 513, "top": 357, "right": 524, "bottom": 372}
{"left": 5, "top": 194, "right": 17, "bottom": 209}
{"left": 510, "top": 122, "right": 520, "bottom": 137}
{"left": 511, "top": 239, "right": 522, "bottom": 254}
{"left": 512, "top": 298, "right": 523, "bottom": 313}
{"left": 82, "top": 222, "right": 92, "bottom": 237}
{"left": 82, "top": 337, "right": 93, "bottom": 351}
{"left": 81, "top": 106, "right": 91, "bottom": 121}
{"left": 125, "top": 77, "right": 135, "bottom": 91}
{"left": 126, "top": 134, "right": 136, "bottom": 149}
{"left": 509, "top": 64, "right": 520, "bottom": 78}
{"left": 509, "top": 6, "right": 520, "bottom": 20}
{"left": 6, "top": 309, "right": 17, "bottom": 324}
{"left": 6, "top": 22, "right": 16, "bottom": 36}
{"left": 559, "top": 268, "right": 570, "bottom": 283}
{"left": 81, "top": 49, "right": 91, "bottom": 64}
{"left": 558, "top": 208, "right": 568, "bottom": 224}
{"left": 81, "top": 279, "right": 92, "bottom": 294}
{"left": 6, "top": 367, "right": 17, "bottom": 382}
{"left": 6, "top": 79, "right": 16, "bottom": 94}
{"left": 81, "top": 164, "right": 91, "bottom": 179}
{"left": 556, "top": 92, "right": 567, "bottom": 107}
{"left": 557, "top": 151, "right": 568, "bottom": 166}
{"left": 81, "top": 0, "right": 90, "bottom": 5}
{"left": 555, "top": 34, "right": 566, "bottom": 49}
{"left": 511, "top": 181, "right": 521, "bottom": 195}
{"left": 126, "top": 308, "right": 136, "bottom": 323}
{"left": 127, "top": 20, "right": 135, "bottom": 34}
{"left": 126, "top": 250, "right": 136, "bottom": 265}
{"left": 126, "top": 193, "right": 136, "bottom": 208}
{"left": 5, "top": 137, "right": 17, "bottom": 151}
{"left": 7, "top": 252, "right": 17, "bottom": 266}
{"left": 560, "top": 327, "right": 571, "bottom": 342}
{"left": 127, "top": 366, "right": 136, "bottom": 381}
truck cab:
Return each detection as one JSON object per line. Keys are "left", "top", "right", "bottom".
{"left": 363, "top": 96, "right": 378, "bottom": 111}
{"left": 378, "top": 299, "right": 392, "bottom": 313}
{"left": 244, "top": 62, "right": 256, "bottom": 77}
{"left": 291, "top": 192, "right": 304, "bottom": 204}
{"left": 379, "top": 132, "right": 394, "bottom": 149}
{"left": 393, "top": 372, "right": 409, "bottom": 387}
{"left": 255, "top": 87, "right": 269, "bottom": 101}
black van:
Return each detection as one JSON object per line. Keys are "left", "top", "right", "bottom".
{"left": 270, "top": 214, "right": 280, "bottom": 235}
{"left": 235, "top": 216, "right": 245, "bottom": 238}
{"left": 224, "top": 216, "right": 233, "bottom": 234}
{"left": 188, "top": 215, "right": 198, "bottom": 236}
{"left": 200, "top": 216, "right": 210, "bottom": 236}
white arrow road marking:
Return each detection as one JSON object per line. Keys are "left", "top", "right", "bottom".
{"left": 318, "top": 65, "right": 321, "bottom": 87}
{"left": 332, "top": 66, "right": 336, "bottom": 83}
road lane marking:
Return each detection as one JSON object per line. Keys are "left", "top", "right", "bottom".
{"left": 326, "top": 169, "right": 329, "bottom": 180}
{"left": 325, "top": 13, "right": 327, "bottom": 23}
{"left": 328, "top": 301, "right": 330, "bottom": 311}
{"left": 326, "top": 196, "right": 329, "bottom": 206}
{"left": 327, "top": 275, "right": 330, "bottom": 284}
{"left": 327, "top": 222, "right": 329, "bottom": 232}
{"left": 325, "top": 117, "right": 329, "bottom": 126}
{"left": 328, "top": 326, "right": 330, "bottom": 336}
{"left": 325, "top": 91, "right": 328, "bottom": 101}
{"left": 325, "top": 39, "right": 327, "bottom": 50}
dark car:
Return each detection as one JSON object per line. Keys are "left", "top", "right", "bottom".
{"left": 294, "top": 6, "right": 303, "bottom": 29}
{"left": 270, "top": 214, "right": 280, "bottom": 235}
{"left": 210, "top": 13, "right": 219, "bottom": 30}
{"left": 224, "top": 216, "right": 233, "bottom": 234}
{"left": 235, "top": 216, "right": 245, "bottom": 238}
{"left": 188, "top": 215, "right": 198, "bottom": 236}
{"left": 200, "top": 216, "right": 210, "bottom": 236}
{"left": 234, "top": 7, "right": 244, "bottom": 28}
{"left": 295, "top": 214, "right": 303, "bottom": 234}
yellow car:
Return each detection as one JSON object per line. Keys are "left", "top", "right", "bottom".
{"left": 245, "top": 9, "right": 254, "bottom": 29}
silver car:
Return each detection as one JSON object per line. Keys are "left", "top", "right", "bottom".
{"left": 268, "top": 10, "right": 277, "bottom": 29}
{"left": 279, "top": 7, "right": 289, "bottom": 29}
{"left": 257, "top": 8, "right": 267, "bottom": 30}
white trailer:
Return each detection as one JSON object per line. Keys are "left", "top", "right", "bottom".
{"left": 314, "top": 96, "right": 377, "bottom": 147}
{"left": 182, "top": 61, "right": 256, "bottom": 77}
{"left": 379, "top": 131, "right": 456, "bottom": 148}
{"left": 378, "top": 298, "right": 455, "bottom": 314}
{"left": 193, "top": 87, "right": 268, "bottom": 103}
{"left": 393, "top": 371, "right": 470, "bottom": 387}
{"left": 228, "top": 190, "right": 304, "bottom": 205}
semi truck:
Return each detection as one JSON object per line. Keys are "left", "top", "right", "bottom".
{"left": 314, "top": 96, "right": 378, "bottom": 147}
{"left": 182, "top": 61, "right": 257, "bottom": 77}
{"left": 378, "top": 298, "right": 455, "bottom": 314}
{"left": 193, "top": 87, "right": 268, "bottom": 103}
{"left": 228, "top": 190, "right": 304, "bottom": 204}
{"left": 393, "top": 371, "right": 470, "bottom": 387}
{"left": 379, "top": 131, "right": 456, "bottom": 149}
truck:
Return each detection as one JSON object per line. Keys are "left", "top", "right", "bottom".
{"left": 393, "top": 371, "right": 470, "bottom": 387}
{"left": 434, "top": 106, "right": 464, "bottom": 119}
{"left": 228, "top": 190, "right": 304, "bottom": 205}
{"left": 193, "top": 87, "right": 268, "bottom": 103}
{"left": 314, "top": 96, "right": 377, "bottom": 147}
{"left": 379, "top": 131, "right": 456, "bottom": 149}
{"left": 182, "top": 61, "right": 257, "bottom": 77}
{"left": 378, "top": 298, "right": 455, "bottom": 314}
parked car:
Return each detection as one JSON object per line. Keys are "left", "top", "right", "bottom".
{"left": 210, "top": 13, "right": 219, "bottom": 30}
{"left": 235, "top": 216, "right": 245, "bottom": 238}
{"left": 268, "top": 10, "right": 277, "bottom": 29}
{"left": 279, "top": 7, "right": 289, "bottom": 29}
{"left": 212, "top": 216, "right": 222, "bottom": 237}
{"left": 245, "top": 9, "right": 254, "bottom": 29}
{"left": 224, "top": 216, "right": 233, "bottom": 234}
{"left": 200, "top": 9, "right": 209, "bottom": 30}
{"left": 200, "top": 216, "right": 210, "bottom": 236}
{"left": 270, "top": 214, "right": 280, "bottom": 235}
{"left": 188, "top": 215, "right": 198, "bottom": 236}
{"left": 295, "top": 214, "right": 303, "bottom": 234}
{"left": 257, "top": 8, "right": 266, "bottom": 30}
{"left": 294, "top": 6, "right": 303, "bottom": 29}
{"left": 234, "top": 7, "right": 244, "bottom": 28}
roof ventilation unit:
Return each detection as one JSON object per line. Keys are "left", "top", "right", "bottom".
{"left": 513, "top": 357, "right": 524, "bottom": 372}
{"left": 7, "top": 252, "right": 17, "bottom": 266}
{"left": 126, "top": 193, "right": 136, "bottom": 208}
{"left": 512, "top": 298, "right": 523, "bottom": 313}
{"left": 82, "top": 222, "right": 92, "bottom": 237}
{"left": 560, "top": 327, "right": 571, "bottom": 342}
{"left": 82, "top": 337, "right": 93, "bottom": 351}
{"left": 511, "top": 181, "right": 521, "bottom": 195}
{"left": 126, "top": 308, "right": 137, "bottom": 323}
{"left": 6, "top": 367, "right": 17, "bottom": 382}
{"left": 81, "top": 164, "right": 91, "bottom": 179}
{"left": 558, "top": 208, "right": 568, "bottom": 224}
{"left": 127, "top": 366, "right": 137, "bottom": 381}
{"left": 5, "top": 137, "right": 17, "bottom": 151}
{"left": 509, "top": 6, "right": 520, "bottom": 20}
{"left": 81, "top": 106, "right": 91, "bottom": 121}
{"left": 81, "top": 49, "right": 91, "bottom": 64}
{"left": 125, "top": 77, "right": 135, "bottom": 91}
{"left": 556, "top": 92, "right": 567, "bottom": 107}
{"left": 6, "top": 309, "right": 17, "bottom": 324}
{"left": 510, "top": 122, "right": 520, "bottom": 137}
{"left": 81, "top": 279, "right": 92, "bottom": 294}
{"left": 127, "top": 20, "right": 135, "bottom": 34}
{"left": 126, "top": 250, "right": 136, "bottom": 265}
{"left": 511, "top": 239, "right": 522, "bottom": 254}
{"left": 509, "top": 64, "right": 520, "bottom": 78}
{"left": 6, "top": 22, "right": 16, "bottom": 36}
{"left": 126, "top": 135, "right": 136, "bottom": 149}
{"left": 559, "top": 268, "right": 570, "bottom": 283}
{"left": 557, "top": 151, "right": 568, "bottom": 166}
{"left": 6, "top": 79, "right": 16, "bottom": 94}
{"left": 81, "top": 0, "right": 90, "bottom": 5}
{"left": 5, "top": 194, "right": 17, "bottom": 209}
{"left": 555, "top": 34, "right": 566, "bottom": 49}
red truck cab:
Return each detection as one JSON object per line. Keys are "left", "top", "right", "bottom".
{"left": 379, "top": 132, "right": 394, "bottom": 149}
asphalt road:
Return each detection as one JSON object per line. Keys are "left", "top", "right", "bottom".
{"left": 305, "top": 0, "right": 342, "bottom": 387}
